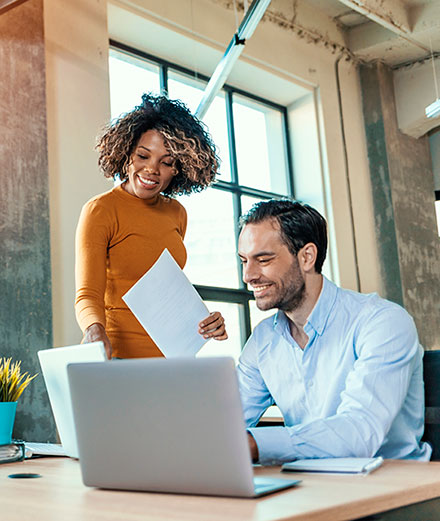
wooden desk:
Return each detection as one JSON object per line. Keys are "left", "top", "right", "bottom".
{"left": 1, "top": 458, "right": 440, "bottom": 521}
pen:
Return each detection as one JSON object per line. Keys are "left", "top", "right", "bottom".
{"left": 362, "top": 456, "right": 384, "bottom": 475}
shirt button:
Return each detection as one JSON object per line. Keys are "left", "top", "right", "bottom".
{"left": 308, "top": 380, "right": 314, "bottom": 388}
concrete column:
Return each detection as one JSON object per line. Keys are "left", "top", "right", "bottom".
{"left": 0, "top": 0, "right": 56, "bottom": 440}
{"left": 359, "top": 62, "right": 440, "bottom": 349}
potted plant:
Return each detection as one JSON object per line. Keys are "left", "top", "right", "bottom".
{"left": 0, "top": 358, "right": 37, "bottom": 445}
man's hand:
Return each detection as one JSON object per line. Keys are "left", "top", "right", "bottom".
{"left": 82, "top": 323, "right": 112, "bottom": 359}
{"left": 198, "top": 311, "right": 228, "bottom": 341}
{"left": 247, "top": 432, "right": 259, "bottom": 463}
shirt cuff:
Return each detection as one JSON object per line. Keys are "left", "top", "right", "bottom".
{"left": 248, "top": 426, "right": 295, "bottom": 466}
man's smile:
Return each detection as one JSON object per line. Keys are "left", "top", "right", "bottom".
{"left": 250, "top": 283, "right": 273, "bottom": 297}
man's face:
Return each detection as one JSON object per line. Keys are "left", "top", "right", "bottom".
{"left": 238, "top": 219, "right": 306, "bottom": 312}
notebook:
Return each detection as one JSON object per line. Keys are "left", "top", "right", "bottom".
{"left": 67, "top": 357, "right": 300, "bottom": 498}
{"left": 37, "top": 342, "right": 107, "bottom": 458}
{"left": 282, "top": 457, "right": 384, "bottom": 475}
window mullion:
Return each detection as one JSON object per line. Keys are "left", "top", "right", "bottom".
{"left": 160, "top": 65, "right": 168, "bottom": 96}
{"left": 226, "top": 89, "right": 252, "bottom": 346}
{"left": 239, "top": 303, "right": 252, "bottom": 347}
{"left": 283, "top": 107, "right": 295, "bottom": 198}
{"left": 225, "top": 90, "right": 239, "bottom": 186}
{"left": 226, "top": 90, "right": 245, "bottom": 289}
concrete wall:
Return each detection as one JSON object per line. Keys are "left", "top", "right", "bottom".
{"left": 430, "top": 129, "right": 440, "bottom": 192}
{"left": 0, "top": 0, "right": 56, "bottom": 441}
{"left": 360, "top": 62, "right": 440, "bottom": 349}
{"left": 359, "top": 64, "right": 405, "bottom": 307}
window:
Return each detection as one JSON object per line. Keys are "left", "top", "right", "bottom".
{"left": 109, "top": 42, "right": 294, "bottom": 361}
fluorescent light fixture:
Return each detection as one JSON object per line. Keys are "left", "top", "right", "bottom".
{"left": 195, "top": 0, "right": 272, "bottom": 119}
{"left": 239, "top": 0, "right": 272, "bottom": 39}
{"left": 425, "top": 98, "right": 440, "bottom": 118}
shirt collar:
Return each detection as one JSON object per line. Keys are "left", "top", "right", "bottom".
{"left": 305, "top": 276, "right": 338, "bottom": 336}
{"left": 272, "top": 276, "right": 338, "bottom": 337}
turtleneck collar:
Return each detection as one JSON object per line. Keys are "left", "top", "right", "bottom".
{"left": 114, "top": 183, "right": 161, "bottom": 206}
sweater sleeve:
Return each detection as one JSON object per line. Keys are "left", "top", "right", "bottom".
{"left": 74, "top": 199, "right": 112, "bottom": 332}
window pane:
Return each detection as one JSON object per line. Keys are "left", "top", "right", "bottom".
{"left": 179, "top": 188, "right": 239, "bottom": 288}
{"left": 109, "top": 50, "right": 160, "bottom": 119}
{"left": 249, "top": 300, "right": 274, "bottom": 330}
{"left": 233, "top": 95, "right": 288, "bottom": 194}
{"left": 108, "top": 47, "right": 303, "bottom": 364}
{"left": 241, "top": 195, "right": 266, "bottom": 216}
{"left": 168, "top": 71, "right": 231, "bottom": 181}
{"left": 203, "top": 96, "right": 231, "bottom": 182}
{"left": 197, "top": 301, "right": 243, "bottom": 362}
{"left": 167, "top": 71, "right": 204, "bottom": 113}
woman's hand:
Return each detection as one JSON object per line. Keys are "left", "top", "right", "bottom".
{"left": 82, "top": 323, "right": 113, "bottom": 359}
{"left": 198, "top": 311, "right": 228, "bottom": 341}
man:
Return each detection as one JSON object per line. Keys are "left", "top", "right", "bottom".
{"left": 237, "top": 199, "right": 431, "bottom": 465}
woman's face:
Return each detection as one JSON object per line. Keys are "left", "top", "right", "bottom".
{"left": 124, "top": 129, "right": 176, "bottom": 200}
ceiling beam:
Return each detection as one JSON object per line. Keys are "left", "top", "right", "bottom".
{"left": 337, "top": 0, "right": 429, "bottom": 52}
{"left": 337, "top": 0, "right": 410, "bottom": 33}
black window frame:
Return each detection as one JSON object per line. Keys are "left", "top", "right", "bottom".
{"left": 109, "top": 39, "right": 295, "bottom": 346}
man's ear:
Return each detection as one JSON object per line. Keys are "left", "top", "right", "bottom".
{"left": 297, "top": 243, "right": 317, "bottom": 272}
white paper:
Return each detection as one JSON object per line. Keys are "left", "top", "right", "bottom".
{"left": 122, "top": 249, "right": 210, "bottom": 357}
{"left": 282, "top": 457, "right": 384, "bottom": 475}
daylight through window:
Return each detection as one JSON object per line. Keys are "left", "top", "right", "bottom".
{"left": 109, "top": 42, "right": 295, "bottom": 361}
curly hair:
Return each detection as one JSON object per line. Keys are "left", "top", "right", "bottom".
{"left": 96, "top": 93, "right": 219, "bottom": 195}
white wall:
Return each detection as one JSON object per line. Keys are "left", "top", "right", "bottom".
{"left": 44, "top": 0, "right": 111, "bottom": 347}
{"left": 288, "top": 93, "right": 339, "bottom": 283}
{"left": 338, "top": 58, "right": 382, "bottom": 295}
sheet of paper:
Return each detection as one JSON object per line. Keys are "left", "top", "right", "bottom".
{"left": 122, "top": 249, "right": 210, "bottom": 357}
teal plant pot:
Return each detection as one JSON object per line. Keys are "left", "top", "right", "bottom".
{"left": 0, "top": 402, "right": 17, "bottom": 445}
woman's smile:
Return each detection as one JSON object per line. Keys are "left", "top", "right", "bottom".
{"left": 136, "top": 173, "right": 159, "bottom": 189}
{"left": 124, "top": 129, "right": 176, "bottom": 200}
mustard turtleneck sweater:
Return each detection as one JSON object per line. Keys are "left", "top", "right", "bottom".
{"left": 75, "top": 184, "right": 187, "bottom": 358}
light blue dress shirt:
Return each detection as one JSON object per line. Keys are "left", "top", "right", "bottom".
{"left": 237, "top": 277, "right": 431, "bottom": 465}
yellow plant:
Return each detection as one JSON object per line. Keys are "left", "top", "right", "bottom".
{"left": 0, "top": 358, "right": 37, "bottom": 402}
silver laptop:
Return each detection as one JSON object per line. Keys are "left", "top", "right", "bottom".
{"left": 37, "top": 342, "right": 107, "bottom": 458}
{"left": 67, "top": 357, "right": 300, "bottom": 498}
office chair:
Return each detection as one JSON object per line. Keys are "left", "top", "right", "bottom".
{"left": 422, "top": 349, "right": 440, "bottom": 461}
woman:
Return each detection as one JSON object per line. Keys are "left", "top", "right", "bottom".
{"left": 75, "top": 93, "right": 227, "bottom": 359}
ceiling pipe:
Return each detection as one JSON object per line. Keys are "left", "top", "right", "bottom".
{"left": 195, "top": 0, "right": 272, "bottom": 120}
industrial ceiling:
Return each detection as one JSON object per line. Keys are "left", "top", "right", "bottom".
{"left": 212, "top": 0, "right": 440, "bottom": 68}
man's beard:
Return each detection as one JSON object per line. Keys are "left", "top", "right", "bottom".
{"left": 255, "top": 260, "right": 306, "bottom": 313}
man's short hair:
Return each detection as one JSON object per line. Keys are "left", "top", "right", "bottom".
{"left": 239, "top": 199, "right": 328, "bottom": 274}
